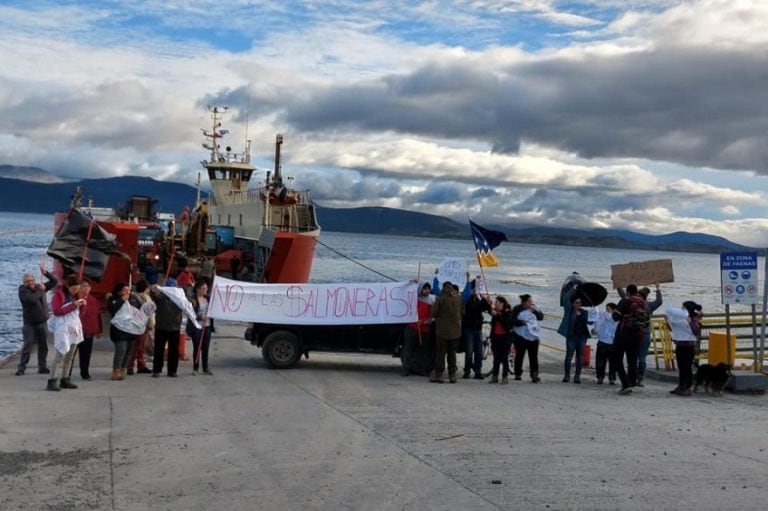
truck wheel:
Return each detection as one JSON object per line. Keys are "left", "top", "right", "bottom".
{"left": 262, "top": 330, "right": 301, "bottom": 368}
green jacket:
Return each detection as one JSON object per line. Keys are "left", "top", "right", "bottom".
{"left": 431, "top": 286, "right": 464, "bottom": 340}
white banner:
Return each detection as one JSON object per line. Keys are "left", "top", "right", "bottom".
{"left": 208, "top": 277, "right": 418, "bottom": 325}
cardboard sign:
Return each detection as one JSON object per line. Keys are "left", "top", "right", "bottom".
{"left": 208, "top": 277, "right": 418, "bottom": 325}
{"left": 610, "top": 259, "right": 674, "bottom": 289}
{"left": 437, "top": 258, "right": 468, "bottom": 288}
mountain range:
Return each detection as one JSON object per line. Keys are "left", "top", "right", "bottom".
{"left": 0, "top": 167, "right": 753, "bottom": 254}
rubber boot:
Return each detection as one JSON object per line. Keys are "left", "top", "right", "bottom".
{"left": 59, "top": 378, "right": 78, "bottom": 389}
{"left": 46, "top": 379, "right": 61, "bottom": 392}
{"left": 488, "top": 375, "right": 499, "bottom": 384}
{"left": 110, "top": 370, "right": 122, "bottom": 381}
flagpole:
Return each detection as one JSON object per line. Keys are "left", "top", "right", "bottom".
{"left": 415, "top": 262, "right": 423, "bottom": 347}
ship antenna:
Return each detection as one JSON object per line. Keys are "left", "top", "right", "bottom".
{"left": 195, "top": 172, "right": 201, "bottom": 207}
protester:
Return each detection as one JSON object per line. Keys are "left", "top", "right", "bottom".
{"left": 16, "top": 267, "right": 57, "bottom": 376}
{"left": 611, "top": 284, "right": 647, "bottom": 395}
{"left": 107, "top": 283, "right": 142, "bottom": 381}
{"left": 150, "top": 284, "right": 184, "bottom": 378}
{"left": 619, "top": 284, "right": 663, "bottom": 387}
{"left": 592, "top": 302, "right": 618, "bottom": 385}
{"left": 77, "top": 280, "right": 102, "bottom": 381}
{"left": 188, "top": 280, "right": 215, "bottom": 375}
{"left": 230, "top": 255, "right": 241, "bottom": 281}
{"left": 176, "top": 266, "right": 196, "bottom": 298}
{"left": 461, "top": 273, "right": 492, "bottom": 380}
{"left": 666, "top": 301, "right": 703, "bottom": 396}
{"left": 126, "top": 279, "right": 153, "bottom": 375}
{"left": 488, "top": 296, "right": 514, "bottom": 384}
{"left": 511, "top": 294, "right": 543, "bottom": 383}
{"left": 401, "top": 282, "right": 433, "bottom": 377}
{"left": 561, "top": 294, "right": 590, "bottom": 384}
{"left": 47, "top": 275, "right": 85, "bottom": 391}
{"left": 430, "top": 281, "right": 464, "bottom": 384}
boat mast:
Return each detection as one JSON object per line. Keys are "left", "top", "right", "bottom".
{"left": 202, "top": 106, "right": 227, "bottom": 163}
{"left": 274, "top": 134, "right": 283, "bottom": 187}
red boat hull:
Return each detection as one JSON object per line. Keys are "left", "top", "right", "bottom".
{"left": 264, "top": 231, "right": 318, "bottom": 283}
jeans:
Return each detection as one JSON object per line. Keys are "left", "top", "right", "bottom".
{"left": 637, "top": 331, "right": 651, "bottom": 379}
{"left": 675, "top": 342, "right": 695, "bottom": 390}
{"left": 434, "top": 336, "right": 459, "bottom": 377}
{"left": 491, "top": 335, "right": 512, "bottom": 377}
{"left": 463, "top": 328, "right": 484, "bottom": 376}
{"left": 190, "top": 326, "right": 212, "bottom": 371}
{"left": 18, "top": 323, "right": 49, "bottom": 371}
{"left": 112, "top": 340, "right": 135, "bottom": 371}
{"left": 564, "top": 335, "right": 587, "bottom": 378}
{"left": 513, "top": 336, "right": 539, "bottom": 378}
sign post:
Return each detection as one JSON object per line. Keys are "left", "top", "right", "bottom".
{"left": 720, "top": 252, "right": 759, "bottom": 367}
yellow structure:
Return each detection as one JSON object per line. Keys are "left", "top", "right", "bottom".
{"left": 708, "top": 332, "right": 736, "bottom": 365}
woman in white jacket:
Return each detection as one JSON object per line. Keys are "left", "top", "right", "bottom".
{"left": 665, "top": 301, "right": 702, "bottom": 396}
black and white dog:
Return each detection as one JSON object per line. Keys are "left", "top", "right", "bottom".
{"left": 693, "top": 363, "right": 731, "bottom": 396}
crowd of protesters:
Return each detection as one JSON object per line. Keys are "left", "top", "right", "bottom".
{"left": 17, "top": 262, "right": 704, "bottom": 397}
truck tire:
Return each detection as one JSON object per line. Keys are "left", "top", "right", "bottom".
{"left": 262, "top": 330, "right": 301, "bottom": 369}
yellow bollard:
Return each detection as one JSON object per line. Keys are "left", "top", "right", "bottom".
{"left": 708, "top": 332, "right": 736, "bottom": 365}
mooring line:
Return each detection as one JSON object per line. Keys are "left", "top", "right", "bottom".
{"left": 315, "top": 238, "right": 398, "bottom": 281}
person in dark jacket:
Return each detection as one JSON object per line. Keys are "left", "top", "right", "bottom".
{"left": 511, "top": 294, "right": 544, "bottom": 382}
{"left": 562, "top": 293, "right": 590, "bottom": 384}
{"left": 16, "top": 267, "right": 58, "bottom": 375}
{"left": 611, "top": 284, "right": 646, "bottom": 395}
{"left": 150, "top": 285, "right": 183, "bottom": 377}
{"left": 461, "top": 274, "right": 492, "bottom": 380}
{"left": 618, "top": 285, "right": 663, "bottom": 387}
{"left": 107, "top": 283, "right": 142, "bottom": 381}
{"left": 488, "top": 296, "right": 514, "bottom": 384}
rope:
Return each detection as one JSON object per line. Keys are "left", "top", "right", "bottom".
{"left": 315, "top": 238, "right": 397, "bottom": 282}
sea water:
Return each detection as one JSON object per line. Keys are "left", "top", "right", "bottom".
{"left": 0, "top": 212, "right": 760, "bottom": 364}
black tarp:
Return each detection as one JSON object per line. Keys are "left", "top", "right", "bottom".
{"left": 47, "top": 209, "right": 124, "bottom": 281}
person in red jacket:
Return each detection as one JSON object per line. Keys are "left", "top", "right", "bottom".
{"left": 48, "top": 275, "right": 85, "bottom": 391}
{"left": 401, "top": 282, "right": 433, "bottom": 377}
{"left": 77, "top": 281, "right": 102, "bottom": 381}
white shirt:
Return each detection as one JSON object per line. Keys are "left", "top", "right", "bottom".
{"left": 593, "top": 310, "right": 617, "bottom": 344}
{"left": 665, "top": 307, "right": 696, "bottom": 341}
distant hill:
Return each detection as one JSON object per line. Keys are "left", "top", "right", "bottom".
{"left": 0, "top": 165, "right": 74, "bottom": 183}
{"left": 0, "top": 174, "right": 753, "bottom": 254}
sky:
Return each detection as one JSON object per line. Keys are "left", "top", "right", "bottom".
{"left": 1, "top": 0, "right": 768, "bottom": 245}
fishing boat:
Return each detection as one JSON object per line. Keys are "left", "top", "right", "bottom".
{"left": 181, "top": 106, "right": 321, "bottom": 282}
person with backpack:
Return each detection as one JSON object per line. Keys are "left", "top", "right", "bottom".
{"left": 619, "top": 284, "right": 663, "bottom": 387}
{"left": 611, "top": 284, "right": 647, "bottom": 395}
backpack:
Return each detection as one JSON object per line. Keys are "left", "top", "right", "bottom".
{"left": 625, "top": 296, "right": 650, "bottom": 332}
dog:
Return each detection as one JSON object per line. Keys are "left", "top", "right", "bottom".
{"left": 693, "top": 363, "right": 731, "bottom": 396}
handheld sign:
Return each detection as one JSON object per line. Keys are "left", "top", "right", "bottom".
{"left": 438, "top": 257, "right": 468, "bottom": 287}
{"left": 610, "top": 259, "right": 674, "bottom": 289}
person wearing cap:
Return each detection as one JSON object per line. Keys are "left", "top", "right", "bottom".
{"left": 665, "top": 301, "right": 703, "bottom": 396}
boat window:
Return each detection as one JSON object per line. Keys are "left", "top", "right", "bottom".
{"left": 239, "top": 214, "right": 243, "bottom": 226}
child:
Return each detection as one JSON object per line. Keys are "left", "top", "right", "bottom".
{"left": 592, "top": 302, "right": 618, "bottom": 385}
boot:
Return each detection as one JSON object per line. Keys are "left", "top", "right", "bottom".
{"left": 110, "top": 370, "right": 122, "bottom": 381}
{"left": 531, "top": 372, "right": 540, "bottom": 383}
{"left": 448, "top": 371, "right": 457, "bottom": 384}
{"left": 46, "top": 379, "right": 61, "bottom": 391}
{"left": 501, "top": 375, "right": 509, "bottom": 384}
{"left": 429, "top": 370, "right": 444, "bottom": 384}
{"left": 488, "top": 375, "right": 499, "bottom": 384}
{"left": 59, "top": 378, "right": 78, "bottom": 389}
{"left": 118, "top": 369, "right": 127, "bottom": 380}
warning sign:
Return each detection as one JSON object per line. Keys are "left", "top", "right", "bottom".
{"left": 720, "top": 252, "right": 758, "bottom": 305}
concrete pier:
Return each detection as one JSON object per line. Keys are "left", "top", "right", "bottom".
{"left": 1, "top": 322, "right": 767, "bottom": 510}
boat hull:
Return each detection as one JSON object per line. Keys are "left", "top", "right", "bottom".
{"left": 264, "top": 231, "right": 318, "bottom": 283}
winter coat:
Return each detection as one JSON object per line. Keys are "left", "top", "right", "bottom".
{"left": 431, "top": 286, "right": 464, "bottom": 340}
{"left": 18, "top": 271, "right": 58, "bottom": 325}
